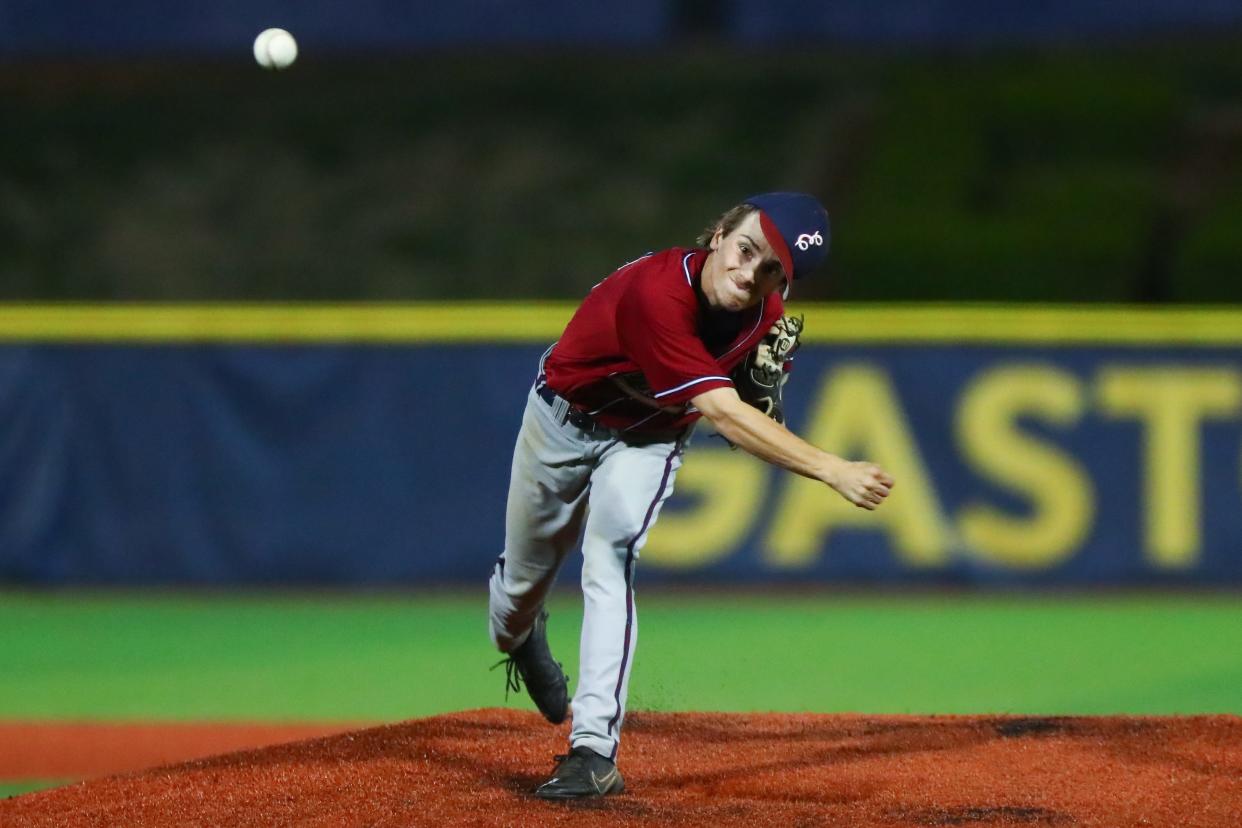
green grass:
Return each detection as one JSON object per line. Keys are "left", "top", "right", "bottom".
{"left": 1, "top": 591, "right": 1240, "bottom": 721}
{"left": 0, "top": 780, "right": 68, "bottom": 798}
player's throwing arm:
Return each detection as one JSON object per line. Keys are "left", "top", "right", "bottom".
{"left": 692, "top": 384, "right": 894, "bottom": 510}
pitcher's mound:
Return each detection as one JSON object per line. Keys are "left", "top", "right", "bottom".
{"left": 4, "top": 708, "right": 1241, "bottom": 827}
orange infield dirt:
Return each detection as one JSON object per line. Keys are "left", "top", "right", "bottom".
{"left": 3, "top": 708, "right": 1241, "bottom": 827}
{"left": 0, "top": 722, "right": 361, "bottom": 780}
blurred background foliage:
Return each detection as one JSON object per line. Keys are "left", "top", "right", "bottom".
{"left": 3, "top": 41, "right": 1242, "bottom": 302}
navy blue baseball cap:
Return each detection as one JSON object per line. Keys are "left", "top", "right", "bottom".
{"left": 745, "top": 192, "right": 830, "bottom": 281}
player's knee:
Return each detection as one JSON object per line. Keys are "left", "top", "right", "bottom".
{"left": 580, "top": 552, "right": 631, "bottom": 595}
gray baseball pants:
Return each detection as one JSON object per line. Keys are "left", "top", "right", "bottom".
{"left": 488, "top": 384, "right": 686, "bottom": 760}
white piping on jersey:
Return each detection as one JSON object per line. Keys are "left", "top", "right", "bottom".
{"left": 717, "top": 296, "right": 765, "bottom": 361}
{"left": 653, "top": 375, "right": 732, "bottom": 398}
{"left": 535, "top": 342, "right": 557, "bottom": 387}
{"left": 611, "top": 374, "right": 681, "bottom": 412}
{"left": 682, "top": 250, "right": 768, "bottom": 362}
{"left": 593, "top": 252, "right": 655, "bottom": 291}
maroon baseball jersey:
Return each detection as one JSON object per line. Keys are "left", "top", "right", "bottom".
{"left": 542, "top": 247, "right": 785, "bottom": 433}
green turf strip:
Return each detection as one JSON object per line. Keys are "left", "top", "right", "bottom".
{"left": 0, "top": 780, "right": 69, "bottom": 798}
{"left": 1, "top": 591, "right": 1239, "bottom": 720}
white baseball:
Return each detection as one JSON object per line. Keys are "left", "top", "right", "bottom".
{"left": 253, "top": 28, "right": 298, "bottom": 70}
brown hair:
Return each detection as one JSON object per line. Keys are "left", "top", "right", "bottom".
{"left": 695, "top": 203, "right": 756, "bottom": 248}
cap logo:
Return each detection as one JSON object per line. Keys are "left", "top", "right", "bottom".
{"left": 794, "top": 231, "right": 824, "bottom": 251}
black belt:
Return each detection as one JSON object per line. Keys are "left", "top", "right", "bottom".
{"left": 536, "top": 384, "right": 601, "bottom": 432}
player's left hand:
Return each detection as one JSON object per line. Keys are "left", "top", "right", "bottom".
{"left": 732, "top": 314, "right": 804, "bottom": 424}
{"left": 828, "top": 461, "right": 894, "bottom": 510}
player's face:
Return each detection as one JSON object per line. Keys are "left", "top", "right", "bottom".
{"left": 703, "top": 211, "right": 787, "bottom": 312}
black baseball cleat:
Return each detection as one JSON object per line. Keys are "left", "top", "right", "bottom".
{"left": 533, "top": 746, "right": 625, "bottom": 800}
{"left": 493, "top": 609, "right": 569, "bottom": 724}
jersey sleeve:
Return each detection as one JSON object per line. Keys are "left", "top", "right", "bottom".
{"left": 615, "top": 274, "right": 734, "bottom": 407}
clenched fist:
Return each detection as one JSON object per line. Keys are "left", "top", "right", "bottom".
{"left": 826, "top": 460, "right": 894, "bottom": 510}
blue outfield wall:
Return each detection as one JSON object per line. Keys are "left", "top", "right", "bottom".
{"left": 0, "top": 305, "right": 1240, "bottom": 586}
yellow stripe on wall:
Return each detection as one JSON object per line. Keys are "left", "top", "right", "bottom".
{"left": 0, "top": 303, "right": 1239, "bottom": 345}
{"left": 0, "top": 303, "right": 579, "bottom": 343}
{"left": 798, "top": 305, "right": 1242, "bottom": 346}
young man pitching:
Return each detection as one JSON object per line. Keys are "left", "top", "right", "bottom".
{"left": 488, "top": 192, "right": 894, "bottom": 799}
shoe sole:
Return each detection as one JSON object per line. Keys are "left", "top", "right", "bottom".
{"left": 540, "top": 707, "right": 568, "bottom": 725}
{"left": 519, "top": 613, "right": 570, "bottom": 724}
{"left": 533, "top": 783, "right": 624, "bottom": 800}
{"left": 521, "top": 672, "right": 567, "bottom": 724}
{"left": 533, "top": 772, "right": 624, "bottom": 800}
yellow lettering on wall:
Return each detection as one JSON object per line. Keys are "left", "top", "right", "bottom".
{"left": 765, "top": 364, "right": 948, "bottom": 568}
{"left": 643, "top": 448, "right": 766, "bottom": 569}
{"left": 956, "top": 365, "right": 1092, "bottom": 569}
{"left": 1097, "top": 366, "right": 1242, "bottom": 568}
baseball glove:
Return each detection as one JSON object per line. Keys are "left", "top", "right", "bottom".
{"left": 731, "top": 314, "right": 804, "bottom": 425}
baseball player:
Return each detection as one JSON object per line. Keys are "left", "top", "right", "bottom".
{"left": 488, "top": 192, "right": 894, "bottom": 799}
